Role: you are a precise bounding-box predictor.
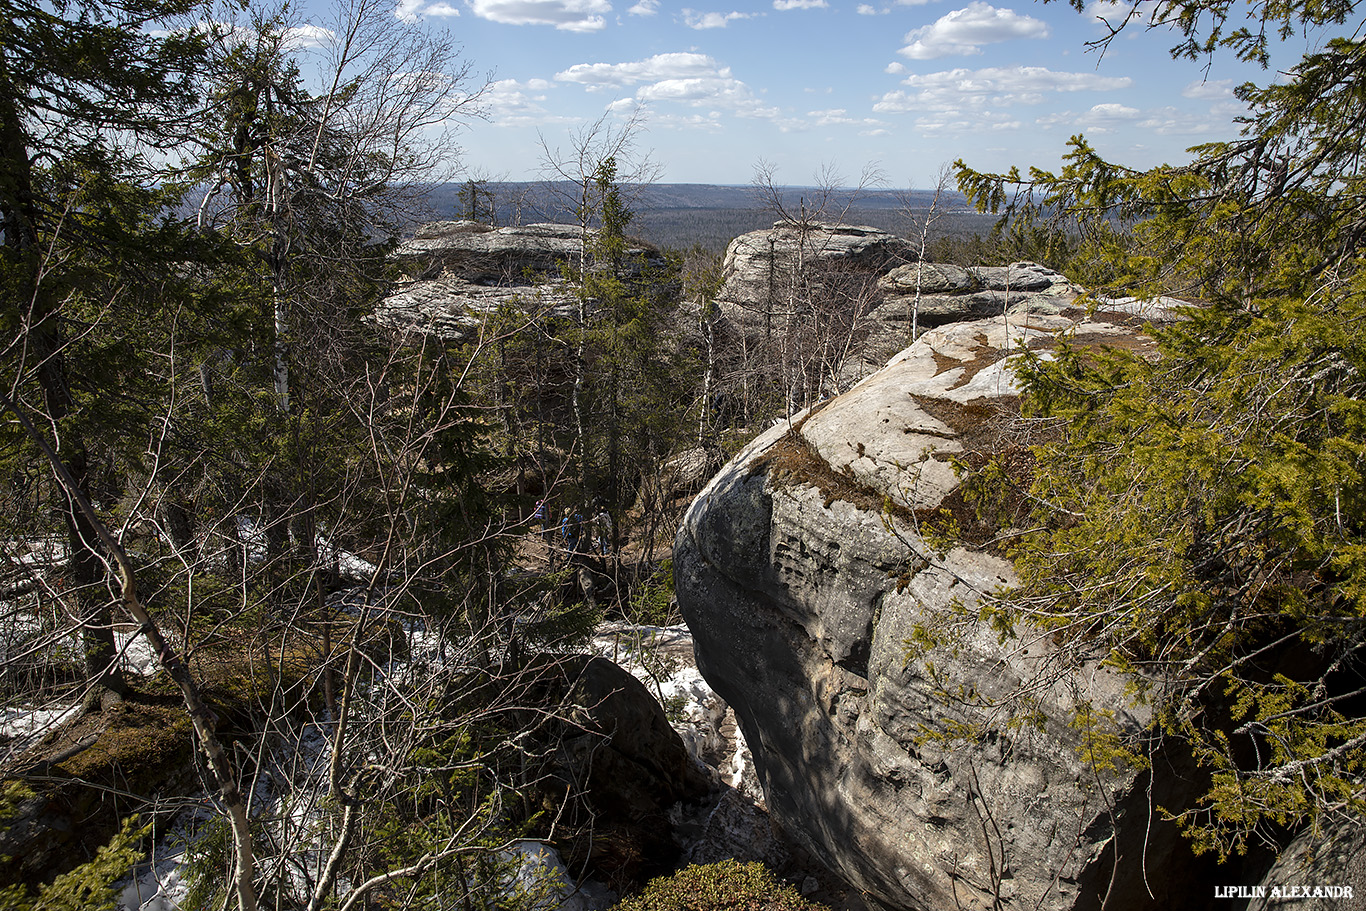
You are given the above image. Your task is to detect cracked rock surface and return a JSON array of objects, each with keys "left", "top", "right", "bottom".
[{"left": 673, "top": 311, "right": 1210, "bottom": 911}]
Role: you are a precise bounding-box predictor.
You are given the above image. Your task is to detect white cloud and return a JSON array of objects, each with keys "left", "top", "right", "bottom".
[
  {"left": 277, "top": 24, "right": 335, "bottom": 48},
  {"left": 468, "top": 0, "right": 611, "bottom": 31},
  {"left": 1034, "top": 110, "right": 1075, "bottom": 127},
  {"left": 1038, "top": 102, "right": 1215, "bottom": 135},
  {"left": 636, "top": 76, "right": 735, "bottom": 101},
  {"left": 640, "top": 110, "right": 726, "bottom": 131},
  {"left": 897, "top": 2, "right": 1048, "bottom": 59},
  {"left": 885, "top": 61, "right": 906, "bottom": 74},
  {"left": 559, "top": 50, "right": 886, "bottom": 131},
  {"left": 561, "top": 52, "right": 788, "bottom": 122},
  {"left": 912, "top": 113, "right": 975, "bottom": 133},
  {"left": 857, "top": 4, "right": 880, "bottom": 12},
  {"left": 774, "top": 0, "right": 829, "bottom": 9},
  {"left": 1079, "top": 102, "right": 1140, "bottom": 131},
  {"left": 628, "top": 0, "right": 660, "bottom": 13},
  {"left": 1137, "top": 105, "right": 1234, "bottom": 135},
  {"left": 874, "top": 65, "right": 1131, "bottom": 113},
  {"left": 682, "top": 8, "right": 756, "bottom": 27},
  {"left": 396, "top": 0, "right": 461, "bottom": 19},
  {"left": 908, "top": 108, "right": 1022, "bottom": 133},
  {"left": 484, "top": 78, "right": 575, "bottom": 126},
  {"left": 806, "top": 108, "right": 887, "bottom": 129},
  {"left": 1182, "top": 78, "right": 1234, "bottom": 100},
  {"left": 1084, "top": 0, "right": 1160, "bottom": 30},
  {"left": 1084, "top": 1, "right": 1125, "bottom": 17},
  {"left": 556, "top": 52, "right": 725, "bottom": 87},
  {"left": 1088, "top": 102, "right": 1139, "bottom": 117}
]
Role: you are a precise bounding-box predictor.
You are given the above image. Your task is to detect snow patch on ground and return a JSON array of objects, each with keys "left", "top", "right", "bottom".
[
  {"left": 504, "top": 840, "right": 618, "bottom": 911},
  {"left": 119, "top": 847, "right": 190, "bottom": 911},
  {"left": 592, "top": 623, "right": 758, "bottom": 801},
  {"left": 0, "top": 704, "right": 79, "bottom": 766},
  {"left": 107, "top": 619, "right": 759, "bottom": 910},
  {"left": 114, "top": 627, "right": 162, "bottom": 677}
]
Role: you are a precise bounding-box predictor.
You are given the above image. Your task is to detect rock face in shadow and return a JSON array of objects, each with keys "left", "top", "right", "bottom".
[
  {"left": 674, "top": 311, "right": 1214, "bottom": 911},
  {"left": 1247, "top": 817, "right": 1366, "bottom": 911},
  {"left": 524, "top": 653, "right": 712, "bottom": 889}
]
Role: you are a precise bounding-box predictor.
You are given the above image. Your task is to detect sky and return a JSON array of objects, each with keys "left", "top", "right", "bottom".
[{"left": 294, "top": 0, "right": 1323, "bottom": 187}]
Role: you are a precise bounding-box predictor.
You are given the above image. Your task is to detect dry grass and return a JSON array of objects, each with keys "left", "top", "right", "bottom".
[
  {"left": 750, "top": 430, "right": 897, "bottom": 518},
  {"left": 909, "top": 396, "right": 1049, "bottom": 550}
]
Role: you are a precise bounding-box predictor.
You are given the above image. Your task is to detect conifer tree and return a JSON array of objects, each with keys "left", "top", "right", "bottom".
[
  {"left": 0, "top": 0, "right": 206, "bottom": 708},
  {"left": 954, "top": 0, "right": 1366, "bottom": 853}
]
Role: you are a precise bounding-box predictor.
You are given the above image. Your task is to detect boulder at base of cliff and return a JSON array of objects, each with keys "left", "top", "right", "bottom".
[{"left": 519, "top": 653, "right": 712, "bottom": 890}]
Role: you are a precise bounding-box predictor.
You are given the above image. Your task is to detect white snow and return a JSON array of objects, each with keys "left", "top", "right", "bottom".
[
  {"left": 0, "top": 704, "right": 79, "bottom": 766},
  {"left": 119, "top": 849, "right": 189, "bottom": 911},
  {"left": 316, "top": 535, "right": 380, "bottom": 581},
  {"left": 107, "top": 620, "right": 751, "bottom": 910},
  {"left": 592, "top": 623, "right": 755, "bottom": 797},
  {"left": 503, "top": 839, "right": 618, "bottom": 911}
]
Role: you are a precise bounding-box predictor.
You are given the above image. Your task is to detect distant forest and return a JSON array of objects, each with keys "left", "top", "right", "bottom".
[{"left": 419, "top": 181, "right": 1002, "bottom": 253}]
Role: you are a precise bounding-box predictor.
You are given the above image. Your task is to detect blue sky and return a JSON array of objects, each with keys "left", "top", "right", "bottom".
[{"left": 300, "top": 0, "right": 1315, "bottom": 186}]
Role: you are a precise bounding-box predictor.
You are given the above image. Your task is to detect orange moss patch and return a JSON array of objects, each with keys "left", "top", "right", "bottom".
[
  {"left": 909, "top": 396, "right": 1052, "bottom": 551},
  {"left": 749, "top": 429, "right": 917, "bottom": 524}
]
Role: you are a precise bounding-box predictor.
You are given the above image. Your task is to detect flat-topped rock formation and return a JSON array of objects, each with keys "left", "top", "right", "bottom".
[
  {"left": 710, "top": 222, "right": 1085, "bottom": 386},
  {"left": 378, "top": 221, "right": 665, "bottom": 341}
]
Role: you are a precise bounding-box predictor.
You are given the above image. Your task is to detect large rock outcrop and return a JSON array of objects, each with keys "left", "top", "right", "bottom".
[
  {"left": 674, "top": 310, "right": 1235, "bottom": 910},
  {"left": 858, "top": 262, "right": 1082, "bottom": 370},
  {"left": 392, "top": 220, "right": 662, "bottom": 282},
  {"left": 714, "top": 222, "right": 914, "bottom": 325},
  {"left": 710, "top": 222, "right": 1084, "bottom": 386},
  {"left": 377, "top": 221, "right": 665, "bottom": 341}
]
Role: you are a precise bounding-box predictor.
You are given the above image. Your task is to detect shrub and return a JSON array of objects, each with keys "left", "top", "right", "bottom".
[{"left": 613, "top": 860, "right": 829, "bottom": 911}]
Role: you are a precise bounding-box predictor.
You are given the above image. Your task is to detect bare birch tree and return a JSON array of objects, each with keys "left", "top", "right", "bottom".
[{"left": 902, "top": 162, "right": 954, "bottom": 343}]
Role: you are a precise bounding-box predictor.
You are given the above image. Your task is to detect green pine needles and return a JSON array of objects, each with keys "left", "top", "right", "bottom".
[{"left": 951, "top": 0, "right": 1366, "bottom": 860}]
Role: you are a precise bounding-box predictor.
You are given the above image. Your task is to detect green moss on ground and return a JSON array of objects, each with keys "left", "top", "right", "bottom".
[{"left": 613, "top": 860, "right": 831, "bottom": 911}]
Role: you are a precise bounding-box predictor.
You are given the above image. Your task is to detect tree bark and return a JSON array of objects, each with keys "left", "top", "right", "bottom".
[{"left": 0, "top": 49, "right": 126, "bottom": 707}]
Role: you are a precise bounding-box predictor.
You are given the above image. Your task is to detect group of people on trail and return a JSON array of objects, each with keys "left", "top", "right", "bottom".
[{"left": 533, "top": 498, "right": 612, "bottom": 559}]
